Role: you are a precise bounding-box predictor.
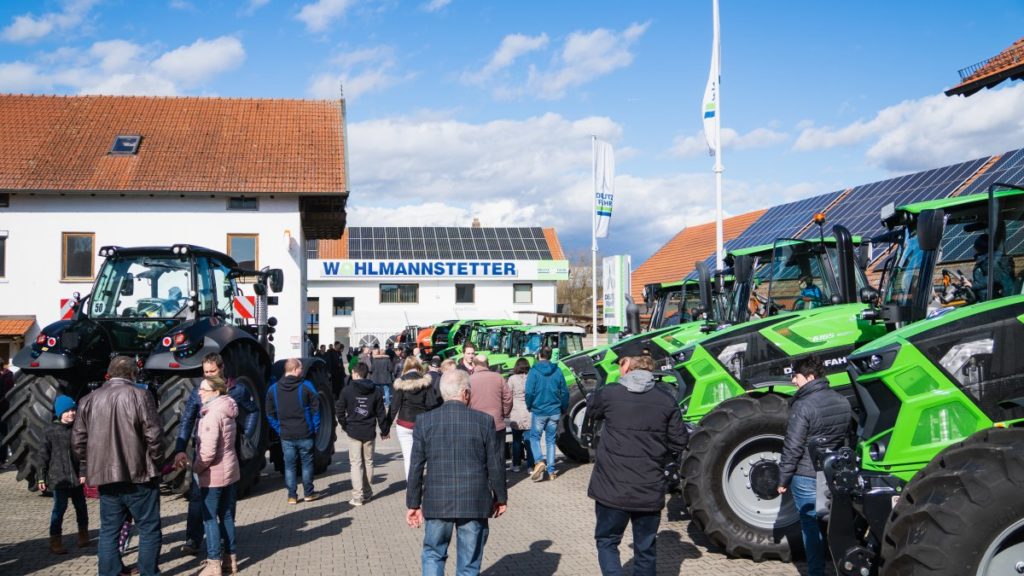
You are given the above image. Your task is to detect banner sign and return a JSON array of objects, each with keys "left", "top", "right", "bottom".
[
  {"left": 312, "top": 259, "right": 569, "bottom": 281},
  {"left": 602, "top": 255, "right": 631, "bottom": 328},
  {"left": 594, "top": 139, "right": 615, "bottom": 239}
]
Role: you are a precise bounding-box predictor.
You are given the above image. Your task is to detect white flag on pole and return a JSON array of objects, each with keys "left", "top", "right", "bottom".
[
  {"left": 594, "top": 139, "right": 615, "bottom": 239},
  {"left": 702, "top": 19, "right": 720, "bottom": 155}
]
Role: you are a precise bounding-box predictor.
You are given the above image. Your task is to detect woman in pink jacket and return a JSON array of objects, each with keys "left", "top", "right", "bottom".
[{"left": 193, "top": 376, "right": 240, "bottom": 576}]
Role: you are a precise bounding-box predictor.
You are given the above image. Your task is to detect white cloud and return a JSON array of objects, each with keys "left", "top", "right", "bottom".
[
  {"left": 671, "top": 127, "right": 789, "bottom": 158},
  {"left": 794, "top": 83, "right": 1024, "bottom": 172},
  {"left": 241, "top": 0, "right": 270, "bottom": 16},
  {"left": 297, "top": 0, "right": 356, "bottom": 33},
  {"left": 169, "top": 0, "right": 194, "bottom": 10},
  {"left": 528, "top": 21, "right": 650, "bottom": 100},
  {"left": 462, "top": 33, "right": 548, "bottom": 85},
  {"left": 308, "top": 45, "right": 411, "bottom": 101},
  {"left": 0, "top": 35, "right": 245, "bottom": 96},
  {"left": 152, "top": 37, "right": 246, "bottom": 87},
  {"left": 421, "top": 0, "right": 451, "bottom": 12},
  {"left": 1, "top": 0, "right": 99, "bottom": 43}
]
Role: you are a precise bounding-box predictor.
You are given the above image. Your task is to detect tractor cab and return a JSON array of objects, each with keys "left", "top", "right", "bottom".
[{"left": 644, "top": 280, "right": 703, "bottom": 331}]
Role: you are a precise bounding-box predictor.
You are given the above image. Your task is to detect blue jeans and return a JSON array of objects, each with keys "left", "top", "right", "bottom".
[
  {"left": 281, "top": 437, "right": 315, "bottom": 498},
  {"left": 791, "top": 474, "right": 825, "bottom": 576},
  {"left": 510, "top": 429, "right": 534, "bottom": 468},
  {"left": 594, "top": 502, "right": 660, "bottom": 576},
  {"left": 529, "top": 413, "right": 559, "bottom": 474},
  {"left": 50, "top": 485, "right": 88, "bottom": 536},
  {"left": 200, "top": 483, "right": 237, "bottom": 561},
  {"left": 377, "top": 384, "right": 392, "bottom": 406},
  {"left": 185, "top": 479, "right": 203, "bottom": 546},
  {"left": 422, "top": 518, "right": 489, "bottom": 576},
  {"left": 98, "top": 481, "right": 162, "bottom": 576}
]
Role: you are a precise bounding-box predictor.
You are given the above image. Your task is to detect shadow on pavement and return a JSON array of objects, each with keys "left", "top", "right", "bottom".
[
  {"left": 621, "top": 529, "right": 703, "bottom": 576},
  {"left": 482, "top": 540, "right": 560, "bottom": 576}
]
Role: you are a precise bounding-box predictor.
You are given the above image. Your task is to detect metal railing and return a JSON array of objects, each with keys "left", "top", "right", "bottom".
[{"left": 958, "top": 43, "right": 1024, "bottom": 82}]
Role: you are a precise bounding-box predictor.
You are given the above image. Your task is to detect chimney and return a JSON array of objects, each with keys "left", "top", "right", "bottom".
[{"left": 471, "top": 217, "right": 481, "bottom": 228}]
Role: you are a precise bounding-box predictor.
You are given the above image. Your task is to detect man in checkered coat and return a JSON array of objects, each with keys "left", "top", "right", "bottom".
[{"left": 405, "top": 369, "right": 508, "bottom": 575}]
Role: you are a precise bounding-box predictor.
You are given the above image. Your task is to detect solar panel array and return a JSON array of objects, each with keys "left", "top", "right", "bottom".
[
  {"left": 800, "top": 156, "right": 990, "bottom": 241},
  {"left": 941, "top": 198, "right": 1024, "bottom": 263},
  {"left": 346, "top": 227, "right": 554, "bottom": 260},
  {"left": 956, "top": 148, "right": 1024, "bottom": 197},
  {"left": 677, "top": 148, "right": 1024, "bottom": 279}
]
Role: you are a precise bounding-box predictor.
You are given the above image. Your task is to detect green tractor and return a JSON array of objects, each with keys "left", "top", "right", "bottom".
[
  {"left": 823, "top": 184, "right": 1024, "bottom": 576},
  {"left": 431, "top": 319, "right": 523, "bottom": 359},
  {"left": 1, "top": 244, "right": 336, "bottom": 497},
  {"left": 675, "top": 227, "right": 878, "bottom": 561}
]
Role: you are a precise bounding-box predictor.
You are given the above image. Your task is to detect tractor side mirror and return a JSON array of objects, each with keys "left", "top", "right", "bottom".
[
  {"left": 860, "top": 287, "right": 879, "bottom": 304},
  {"left": 268, "top": 269, "right": 284, "bottom": 293},
  {"left": 917, "top": 209, "right": 945, "bottom": 251},
  {"left": 120, "top": 274, "right": 134, "bottom": 296}
]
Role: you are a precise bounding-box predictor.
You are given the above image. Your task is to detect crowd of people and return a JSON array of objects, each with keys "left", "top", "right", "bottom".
[{"left": 30, "top": 342, "right": 845, "bottom": 576}]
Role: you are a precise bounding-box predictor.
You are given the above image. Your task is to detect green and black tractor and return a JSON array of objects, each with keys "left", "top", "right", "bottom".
[
  {"left": 431, "top": 318, "right": 523, "bottom": 360},
  {"left": 822, "top": 184, "right": 1024, "bottom": 576},
  {"left": 1, "top": 244, "right": 336, "bottom": 497},
  {"left": 675, "top": 227, "right": 877, "bottom": 561}
]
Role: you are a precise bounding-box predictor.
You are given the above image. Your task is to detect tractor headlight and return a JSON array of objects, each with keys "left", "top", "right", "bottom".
[
  {"left": 674, "top": 346, "right": 695, "bottom": 364},
  {"left": 850, "top": 344, "right": 900, "bottom": 375}
]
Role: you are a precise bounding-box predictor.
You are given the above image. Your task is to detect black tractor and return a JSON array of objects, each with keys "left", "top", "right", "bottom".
[{"left": 1, "top": 244, "right": 335, "bottom": 496}]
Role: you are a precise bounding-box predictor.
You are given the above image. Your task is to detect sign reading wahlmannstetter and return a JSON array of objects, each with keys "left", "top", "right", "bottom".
[{"left": 311, "top": 259, "right": 570, "bottom": 281}]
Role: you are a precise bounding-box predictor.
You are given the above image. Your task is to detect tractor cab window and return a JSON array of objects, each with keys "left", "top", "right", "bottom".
[
  {"left": 485, "top": 329, "right": 502, "bottom": 351},
  {"left": 522, "top": 333, "right": 544, "bottom": 355},
  {"left": 762, "top": 240, "right": 836, "bottom": 313},
  {"left": 936, "top": 194, "right": 1024, "bottom": 307},
  {"left": 93, "top": 256, "right": 192, "bottom": 319},
  {"left": 208, "top": 260, "right": 240, "bottom": 323},
  {"left": 560, "top": 332, "right": 584, "bottom": 355},
  {"left": 651, "top": 284, "right": 699, "bottom": 329}
]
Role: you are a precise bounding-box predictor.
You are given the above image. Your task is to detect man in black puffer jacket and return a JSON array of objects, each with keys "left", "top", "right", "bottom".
[
  {"left": 777, "top": 356, "right": 852, "bottom": 576},
  {"left": 587, "top": 355, "right": 689, "bottom": 576}
]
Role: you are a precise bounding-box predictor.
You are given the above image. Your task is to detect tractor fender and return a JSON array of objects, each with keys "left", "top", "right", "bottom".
[
  {"left": 145, "top": 320, "right": 271, "bottom": 373},
  {"left": 12, "top": 320, "right": 76, "bottom": 370}
]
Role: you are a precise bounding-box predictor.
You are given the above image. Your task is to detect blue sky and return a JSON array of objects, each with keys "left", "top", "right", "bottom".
[{"left": 2, "top": 1, "right": 1024, "bottom": 264}]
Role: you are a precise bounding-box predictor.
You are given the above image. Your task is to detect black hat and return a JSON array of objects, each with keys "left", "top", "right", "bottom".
[
  {"left": 430, "top": 355, "right": 442, "bottom": 367},
  {"left": 974, "top": 234, "right": 989, "bottom": 253}
]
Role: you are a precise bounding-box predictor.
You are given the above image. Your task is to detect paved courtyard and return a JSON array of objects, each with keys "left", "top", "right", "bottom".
[{"left": 0, "top": 435, "right": 823, "bottom": 575}]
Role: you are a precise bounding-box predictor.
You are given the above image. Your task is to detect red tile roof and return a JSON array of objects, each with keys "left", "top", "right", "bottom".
[
  {"left": 630, "top": 210, "right": 767, "bottom": 303},
  {"left": 0, "top": 316, "right": 36, "bottom": 337},
  {"left": 946, "top": 37, "right": 1024, "bottom": 96},
  {"left": 0, "top": 95, "right": 346, "bottom": 194},
  {"left": 543, "top": 228, "right": 566, "bottom": 260}
]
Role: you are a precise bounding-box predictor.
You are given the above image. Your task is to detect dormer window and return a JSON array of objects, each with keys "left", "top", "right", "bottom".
[{"left": 109, "top": 134, "right": 141, "bottom": 155}]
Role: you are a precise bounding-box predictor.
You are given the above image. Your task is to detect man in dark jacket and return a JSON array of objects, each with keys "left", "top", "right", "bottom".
[
  {"left": 776, "top": 356, "right": 852, "bottom": 576},
  {"left": 457, "top": 343, "right": 477, "bottom": 374},
  {"left": 72, "top": 356, "right": 163, "bottom": 576},
  {"left": 0, "top": 357, "right": 13, "bottom": 464},
  {"left": 336, "top": 362, "right": 389, "bottom": 505},
  {"left": 406, "top": 369, "right": 507, "bottom": 575},
  {"left": 587, "top": 355, "right": 689, "bottom": 576},
  {"left": 267, "top": 358, "right": 322, "bottom": 504},
  {"left": 525, "top": 347, "right": 569, "bottom": 481},
  {"left": 370, "top": 346, "right": 395, "bottom": 406}
]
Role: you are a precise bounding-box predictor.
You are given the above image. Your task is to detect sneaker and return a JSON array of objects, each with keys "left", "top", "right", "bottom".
[
  {"left": 510, "top": 465, "right": 520, "bottom": 472},
  {"left": 304, "top": 491, "right": 323, "bottom": 502},
  {"left": 549, "top": 470, "right": 559, "bottom": 480},
  {"left": 180, "top": 540, "right": 200, "bottom": 556},
  {"left": 530, "top": 462, "right": 546, "bottom": 482},
  {"left": 348, "top": 498, "right": 364, "bottom": 506},
  {"left": 287, "top": 497, "right": 298, "bottom": 505}
]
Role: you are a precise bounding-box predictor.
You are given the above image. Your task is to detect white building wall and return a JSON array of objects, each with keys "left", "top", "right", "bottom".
[
  {"left": 0, "top": 194, "right": 308, "bottom": 356},
  {"left": 308, "top": 279, "right": 557, "bottom": 347}
]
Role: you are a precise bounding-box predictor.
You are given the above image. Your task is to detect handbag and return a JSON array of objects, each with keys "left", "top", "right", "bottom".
[{"left": 237, "top": 434, "right": 257, "bottom": 461}]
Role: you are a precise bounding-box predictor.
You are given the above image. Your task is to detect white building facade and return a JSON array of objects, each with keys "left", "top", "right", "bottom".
[
  {"left": 307, "top": 226, "right": 569, "bottom": 348},
  {"left": 0, "top": 95, "right": 348, "bottom": 361}
]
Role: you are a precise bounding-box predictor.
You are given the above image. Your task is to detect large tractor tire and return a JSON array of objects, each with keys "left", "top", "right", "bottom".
[
  {"left": 156, "top": 374, "right": 197, "bottom": 495},
  {"left": 681, "top": 394, "right": 802, "bottom": 562},
  {"left": 307, "top": 362, "right": 337, "bottom": 474},
  {"left": 556, "top": 387, "right": 591, "bottom": 463},
  {"left": 879, "top": 427, "right": 1024, "bottom": 576},
  {"left": 1, "top": 373, "right": 62, "bottom": 486},
  {"left": 221, "top": 346, "right": 270, "bottom": 496}
]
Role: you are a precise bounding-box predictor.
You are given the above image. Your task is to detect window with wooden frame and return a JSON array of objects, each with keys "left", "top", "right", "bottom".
[
  {"left": 513, "top": 283, "right": 533, "bottom": 304},
  {"left": 62, "top": 232, "right": 94, "bottom": 281},
  {"left": 227, "top": 234, "right": 258, "bottom": 271},
  {"left": 380, "top": 284, "right": 418, "bottom": 304}
]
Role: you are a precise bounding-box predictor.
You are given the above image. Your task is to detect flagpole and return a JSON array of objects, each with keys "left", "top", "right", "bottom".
[
  {"left": 712, "top": 0, "right": 724, "bottom": 272},
  {"left": 591, "top": 135, "right": 599, "bottom": 348}
]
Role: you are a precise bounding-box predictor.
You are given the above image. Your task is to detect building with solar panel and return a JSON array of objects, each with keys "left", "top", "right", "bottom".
[
  {"left": 635, "top": 146, "right": 1024, "bottom": 291},
  {"left": 305, "top": 221, "right": 569, "bottom": 348}
]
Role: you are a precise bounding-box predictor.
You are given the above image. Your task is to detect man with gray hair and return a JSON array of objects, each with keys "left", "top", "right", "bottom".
[{"left": 406, "top": 369, "right": 507, "bottom": 575}]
